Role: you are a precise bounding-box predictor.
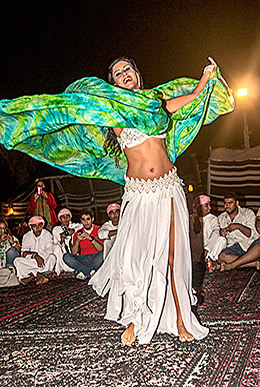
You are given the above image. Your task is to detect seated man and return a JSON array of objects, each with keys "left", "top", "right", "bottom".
[
  {"left": 14, "top": 216, "right": 56, "bottom": 285},
  {"left": 220, "top": 206, "right": 260, "bottom": 271},
  {"left": 63, "top": 208, "right": 103, "bottom": 280},
  {"left": 217, "top": 192, "right": 260, "bottom": 270},
  {"left": 98, "top": 203, "right": 121, "bottom": 260},
  {"left": 0, "top": 219, "right": 21, "bottom": 268},
  {"left": 256, "top": 208, "right": 260, "bottom": 234},
  {"left": 52, "top": 208, "right": 81, "bottom": 275},
  {"left": 193, "top": 195, "right": 226, "bottom": 271}
]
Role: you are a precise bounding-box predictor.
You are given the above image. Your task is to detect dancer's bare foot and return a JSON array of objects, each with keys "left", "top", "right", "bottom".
[
  {"left": 178, "top": 324, "right": 194, "bottom": 342},
  {"left": 121, "top": 323, "right": 136, "bottom": 346},
  {"left": 36, "top": 273, "right": 49, "bottom": 286},
  {"left": 20, "top": 273, "right": 35, "bottom": 286}
]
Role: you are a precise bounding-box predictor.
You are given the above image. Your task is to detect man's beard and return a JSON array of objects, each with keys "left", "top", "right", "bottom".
[{"left": 226, "top": 206, "right": 238, "bottom": 215}]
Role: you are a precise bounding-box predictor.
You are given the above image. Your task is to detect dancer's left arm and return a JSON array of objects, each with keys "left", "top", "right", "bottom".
[{"left": 165, "top": 57, "right": 217, "bottom": 113}]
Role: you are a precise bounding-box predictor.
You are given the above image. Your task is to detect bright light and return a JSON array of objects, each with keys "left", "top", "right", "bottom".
[
  {"left": 237, "top": 88, "right": 248, "bottom": 97},
  {"left": 188, "top": 184, "right": 194, "bottom": 193},
  {"left": 8, "top": 205, "right": 14, "bottom": 216}
]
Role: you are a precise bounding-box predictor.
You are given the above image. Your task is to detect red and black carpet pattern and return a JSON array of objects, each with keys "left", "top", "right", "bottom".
[{"left": 0, "top": 269, "right": 259, "bottom": 386}]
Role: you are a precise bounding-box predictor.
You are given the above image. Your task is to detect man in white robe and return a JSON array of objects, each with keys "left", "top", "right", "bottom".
[
  {"left": 14, "top": 216, "right": 56, "bottom": 285},
  {"left": 216, "top": 192, "right": 260, "bottom": 270},
  {"left": 98, "top": 203, "right": 121, "bottom": 260},
  {"left": 199, "top": 195, "right": 227, "bottom": 262},
  {"left": 192, "top": 195, "right": 226, "bottom": 271},
  {"left": 52, "top": 208, "right": 81, "bottom": 275},
  {"left": 256, "top": 208, "right": 260, "bottom": 235}
]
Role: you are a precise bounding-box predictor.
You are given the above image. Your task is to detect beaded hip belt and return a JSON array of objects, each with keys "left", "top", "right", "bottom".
[{"left": 124, "top": 168, "right": 183, "bottom": 193}]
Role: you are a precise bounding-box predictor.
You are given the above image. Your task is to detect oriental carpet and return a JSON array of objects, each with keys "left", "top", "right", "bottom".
[{"left": 0, "top": 269, "right": 259, "bottom": 386}]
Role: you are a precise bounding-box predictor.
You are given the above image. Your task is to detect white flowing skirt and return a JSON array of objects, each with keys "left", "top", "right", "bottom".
[{"left": 89, "top": 168, "right": 209, "bottom": 344}]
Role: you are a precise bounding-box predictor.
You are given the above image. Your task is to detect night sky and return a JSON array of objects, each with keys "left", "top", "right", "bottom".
[{"left": 1, "top": 0, "right": 259, "bottom": 198}]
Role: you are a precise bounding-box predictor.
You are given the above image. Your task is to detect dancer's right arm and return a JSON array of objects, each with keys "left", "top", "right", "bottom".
[{"left": 165, "top": 57, "right": 217, "bottom": 113}]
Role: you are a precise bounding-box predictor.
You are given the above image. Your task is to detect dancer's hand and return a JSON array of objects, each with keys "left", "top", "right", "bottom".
[
  {"left": 203, "top": 57, "right": 217, "bottom": 75},
  {"left": 165, "top": 56, "right": 217, "bottom": 113}
]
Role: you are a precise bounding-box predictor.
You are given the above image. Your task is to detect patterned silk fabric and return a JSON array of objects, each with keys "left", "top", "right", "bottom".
[{"left": 0, "top": 68, "right": 234, "bottom": 185}]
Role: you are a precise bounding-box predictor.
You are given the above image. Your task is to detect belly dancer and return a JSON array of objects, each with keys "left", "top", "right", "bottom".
[
  {"left": 0, "top": 56, "right": 234, "bottom": 345},
  {"left": 90, "top": 57, "right": 217, "bottom": 345}
]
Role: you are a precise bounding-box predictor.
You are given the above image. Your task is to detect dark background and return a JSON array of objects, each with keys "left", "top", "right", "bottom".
[{"left": 0, "top": 0, "right": 259, "bottom": 200}]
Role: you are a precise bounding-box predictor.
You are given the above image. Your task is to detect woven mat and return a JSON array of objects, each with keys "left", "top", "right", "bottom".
[{"left": 0, "top": 269, "right": 259, "bottom": 386}]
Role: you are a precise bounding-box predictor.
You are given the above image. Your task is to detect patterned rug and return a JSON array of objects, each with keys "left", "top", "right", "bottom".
[
  {"left": 0, "top": 269, "right": 259, "bottom": 386},
  {"left": 197, "top": 269, "right": 260, "bottom": 322}
]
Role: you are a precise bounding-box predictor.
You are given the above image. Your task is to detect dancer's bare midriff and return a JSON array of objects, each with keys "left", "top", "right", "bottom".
[
  {"left": 113, "top": 127, "right": 173, "bottom": 181},
  {"left": 114, "top": 128, "right": 194, "bottom": 346}
]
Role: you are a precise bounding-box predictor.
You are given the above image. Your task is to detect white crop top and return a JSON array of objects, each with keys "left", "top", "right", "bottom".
[{"left": 117, "top": 128, "right": 166, "bottom": 151}]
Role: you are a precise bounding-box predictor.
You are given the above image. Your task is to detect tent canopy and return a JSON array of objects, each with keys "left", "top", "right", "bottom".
[
  {"left": 208, "top": 145, "right": 260, "bottom": 213},
  {"left": 2, "top": 175, "right": 123, "bottom": 227}
]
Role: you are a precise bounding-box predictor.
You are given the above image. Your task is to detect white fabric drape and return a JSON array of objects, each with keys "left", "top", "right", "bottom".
[{"left": 90, "top": 168, "right": 209, "bottom": 344}]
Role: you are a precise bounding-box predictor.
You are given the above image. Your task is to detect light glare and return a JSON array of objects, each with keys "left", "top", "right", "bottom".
[
  {"left": 237, "top": 88, "right": 248, "bottom": 97},
  {"left": 188, "top": 184, "right": 194, "bottom": 192}
]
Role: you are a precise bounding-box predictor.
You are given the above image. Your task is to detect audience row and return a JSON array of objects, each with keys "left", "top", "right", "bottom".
[
  {"left": 0, "top": 203, "right": 121, "bottom": 286},
  {"left": 191, "top": 191, "right": 260, "bottom": 272},
  {"left": 1, "top": 190, "right": 259, "bottom": 287}
]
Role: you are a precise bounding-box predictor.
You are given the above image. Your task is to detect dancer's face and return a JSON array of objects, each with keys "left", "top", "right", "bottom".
[
  {"left": 224, "top": 198, "right": 238, "bottom": 215},
  {"left": 112, "top": 61, "right": 140, "bottom": 90},
  {"left": 201, "top": 203, "right": 211, "bottom": 217}
]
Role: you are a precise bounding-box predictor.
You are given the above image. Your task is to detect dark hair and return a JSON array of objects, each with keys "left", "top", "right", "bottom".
[
  {"left": 224, "top": 192, "right": 239, "bottom": 201},
  {"left": 80, "top": 208, "right": 94, "bottom": 219},
  {"left": 104, "top": 57, "right": 143, "bottom": 167},
  {"left": 108, "top": 57, "right": 143, "bottom": 88},
  {"left": 103, "top": 127, "right": 122, "bottom": 167},
  {"left": 193, "top": 196, "right": 204, "bottom": 217},
  {"left": 0, "top": 219, "right": 9, "bottom": 230},
  {"left": 35, "top": 179, "right": 46, "bottom": 187},
  {"left": 34, "top": 179, "right": 49, "bottom": 194}
]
